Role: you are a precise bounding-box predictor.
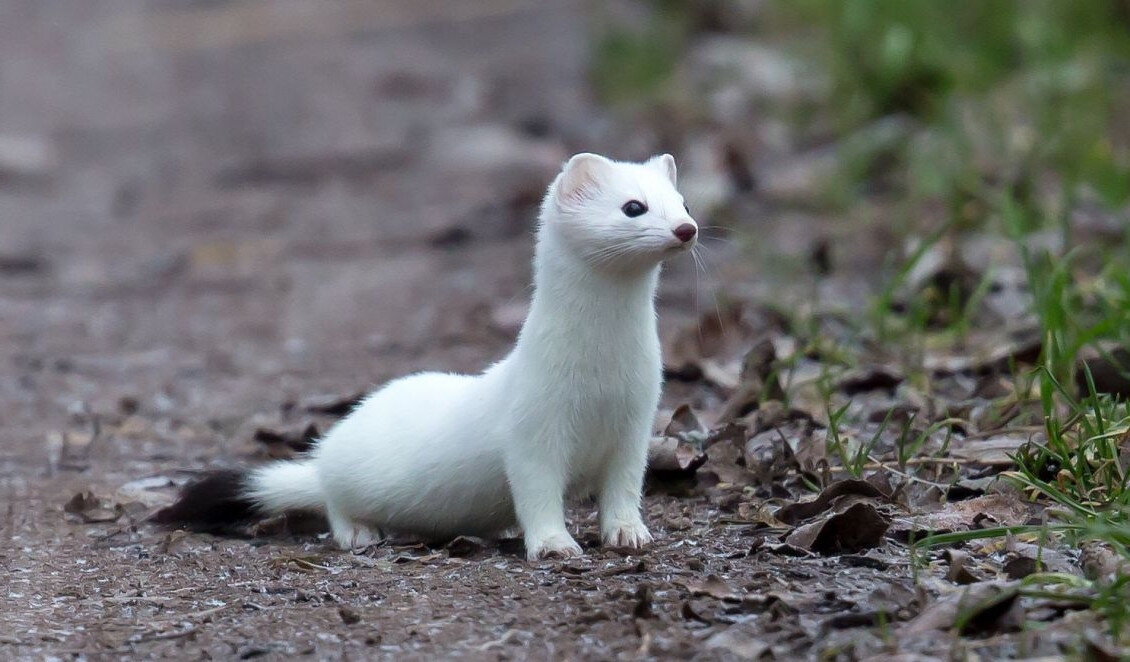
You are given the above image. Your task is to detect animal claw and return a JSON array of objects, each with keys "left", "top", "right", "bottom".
[{"left": 602, "top": 520, "right": 653, "bottom": 550}]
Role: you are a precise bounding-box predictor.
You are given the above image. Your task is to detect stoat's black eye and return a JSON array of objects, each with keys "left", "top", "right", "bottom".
[{"left": 621, "top": 200, "right": 647, "bottom": 217}]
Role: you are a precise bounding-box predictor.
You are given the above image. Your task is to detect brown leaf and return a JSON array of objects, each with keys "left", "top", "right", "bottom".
[
  {"left": 444, "top": 536, "right": 486, "bottom": 558},
  {"left": 646, "top": 437, "right": 708, "bottom": 477},
  {"left": 680, "top": 600, "right": 711, "bottom": 624},
  {"left": 903, "top": 581, "right": 1021, "bottom": 636},
  {"left": 683, "top": 574, "right": 741, "bottom": 602},
  {"left": 892, "top": 494, "right": 1033, "bottom": 539},
  {"left": 924, "top": 330, "right": 1041, "bottom": 375},
  {"left": 158, "top": 530, "right": 190, "bottom": 555},
  {"left": 647, "top": 405, "right": 712, "bottom": 482},
  {"left": 743, "top": 418, "right": 819, "bottom": 484},
  {"left": 661, "top": 404, "right": 707, "bottom": 439},
  {"left": 837, "top": 365, "right": 904, "bottom": 395},
  {"left": 947, "top": 435, "right": 1030, "bottom": 465},
  {"left": 943, "top": 549, "right": 982, "bottom": 585},
  {"left": 736, "top": 500, "right": 786, "bottom": 528},
  {"left": 785, "top": 501, "right": 890, "bottom": 555},
  {"left": 1081, "top": 541, "right": 1130, "bottom": 581},
  {"left": 1003, "top": 542, "right": 1079, "bottom": 578},
  {"left": 1001, "top": 555, "right": 1037, "bottom": 580},
  {"left": 755, "top": 542, "right": 814, "bottom": 557},
  {"left": 705, "top": 627, "right": 769, "bottom": 658},
  {"left": 774, "top": 479, "right": 890, "bottom": 525},
  {"left": 64, "top": 491, "right": 124, "bottom": 524}
]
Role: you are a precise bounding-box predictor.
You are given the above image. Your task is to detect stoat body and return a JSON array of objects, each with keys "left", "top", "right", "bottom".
[{"left": 157, "top": 153, "right": 698, "bottom": 560}]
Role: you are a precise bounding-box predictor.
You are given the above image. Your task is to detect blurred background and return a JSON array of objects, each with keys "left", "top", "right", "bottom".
[
  {"left": 4, "top": 2, "right": 1130, "bottom": 656},
  {"left": 2, "top": 0, "right": 1129, "bottom": 455}
]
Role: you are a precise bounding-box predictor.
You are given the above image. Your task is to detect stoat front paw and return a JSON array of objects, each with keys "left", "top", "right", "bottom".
[
  {"left": 526, "top": 532, "right": 583, "bottom": 561},
  {"left": 602, "top": 519, "right": 653, "bottom": 550},
  {"left": 333, "top": 524, "right": 381, "bottom": 551}
]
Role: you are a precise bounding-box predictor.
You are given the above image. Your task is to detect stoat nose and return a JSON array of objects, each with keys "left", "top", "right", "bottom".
[{"left": 673, "top": 223, "right": 697, "bottom": 243}]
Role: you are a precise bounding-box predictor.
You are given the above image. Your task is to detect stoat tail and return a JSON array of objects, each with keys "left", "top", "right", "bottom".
[{"left": 153, "top": 461, "right": 323, "bottom": 531}]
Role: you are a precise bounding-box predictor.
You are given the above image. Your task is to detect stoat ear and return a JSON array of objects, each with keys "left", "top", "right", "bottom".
[
  {"left": 647, "top": 153, "right": 677, "bottom": 186},
  {"left": 556, "top": 153, "right": 613, "bottom": 205}
]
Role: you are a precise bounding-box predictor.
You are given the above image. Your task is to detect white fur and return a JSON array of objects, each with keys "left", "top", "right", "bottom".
[{"left": 247, "top": 153, "right": 697, "bottom": 560}]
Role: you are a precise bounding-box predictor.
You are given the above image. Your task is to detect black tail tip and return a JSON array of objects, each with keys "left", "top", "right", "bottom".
[{"left": 152, "top": 469, "right": 258, "bottom": 531}]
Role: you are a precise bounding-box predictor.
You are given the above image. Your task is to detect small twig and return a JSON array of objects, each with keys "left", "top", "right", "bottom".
[
  {"left": 99, "top": 595, "right": 177, "bottom": 604},
  {"left": 175, "top": 604, "right": 231, "bottom": 621},
  {"left": 960, "top": 426, "right": 1043, "bottom": 441},
  {"left": 865, "top": 456, "right": 1017, "bottom": 467},
  {"left": 139, "top": 602, "right": 231, "bottom": 625},
  {"left": 131, "top": 625, "right": 200, "bottom": 644},
  {"left": 821, "top": 460, "right": 952, "bottom": 490},
  {"left": 593, "top": 560, "right": 647, "bottom": 578},
  {"left": 477, "top": 630, "right": 518, "bottom": 651}
]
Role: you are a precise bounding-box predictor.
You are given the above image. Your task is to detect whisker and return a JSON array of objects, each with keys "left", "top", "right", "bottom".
[
  {"left": 696, "top": 235, "right": 734, "bottom": 246},
  {"left": 689, "top": 243, "right": 725, "bottom": 340},
  {"left": 690, "top": 244, "right": 706, "bottom": 276},
  {"left": 585, "top": 238, "right": 644, "bottom": 268}
]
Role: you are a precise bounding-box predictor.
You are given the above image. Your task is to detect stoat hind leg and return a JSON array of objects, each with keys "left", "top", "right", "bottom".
[{"left": 327, "top": 504, "right": 382, "bottom": 550}]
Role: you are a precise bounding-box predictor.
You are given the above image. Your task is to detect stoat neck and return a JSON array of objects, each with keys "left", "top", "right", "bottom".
[{"left": 513, "top": 231, "right": 660, "bottom": 361}]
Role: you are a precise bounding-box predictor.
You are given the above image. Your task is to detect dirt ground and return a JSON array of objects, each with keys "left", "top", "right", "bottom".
[{"left": 2, "top": 2, "right": 1124, "bottom": 660}]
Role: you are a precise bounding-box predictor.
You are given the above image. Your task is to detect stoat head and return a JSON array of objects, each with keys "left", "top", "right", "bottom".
[{"left": 544, "top": 153, "right": 697, "bottom": 273}]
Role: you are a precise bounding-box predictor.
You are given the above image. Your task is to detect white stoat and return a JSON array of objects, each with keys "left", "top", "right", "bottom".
[{"left": 155, "top": 153, "right": 698, "bottom": 560}]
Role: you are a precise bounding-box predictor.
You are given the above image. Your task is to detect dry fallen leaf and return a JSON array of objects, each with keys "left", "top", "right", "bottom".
[
  {"left": 775, "top": 479, "right": 890, "bottom": 525},
  {"left": 924, "top": 330, "right": 1041, "bottom": 375},
  {"left": 947, "top": 434, "right": 1033, "bottom": 465},
  {"left": 444, "top": 536, "right": 486, "bottom": 558},
  {"left": 837, "top": 365, "right": 904, "bottom": 395},
  {"left": 1081, "top": 541, "right": 1130, "bottom": 581},
  {"left": 64, "top": 491, "right": 124, "bottom": 524},
  {"left": 891, "top": 493, "right": 1034, "bottom": 539},
  {"left": 683, "top": 574, "right": 741, "bottom": 602},
  {"left": 943, "top": 549, "right": 983, "bottom": 585},
  {"left": 785, "top": 501, "right": 890, "bottom": 555},
  {"left": 705, "top": 626, "right": 769, "bottom": 658},
  {"left": 903, "top": 581, "right": 1022, "bottom": 636},
  {"left": 646, "top": 437, "right": 708, "bottom": 477}
]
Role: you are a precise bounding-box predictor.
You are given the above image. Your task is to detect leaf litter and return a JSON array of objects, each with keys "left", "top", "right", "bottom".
[{"left": 37, "top": 267, "right": 1126, "bottom": 658}]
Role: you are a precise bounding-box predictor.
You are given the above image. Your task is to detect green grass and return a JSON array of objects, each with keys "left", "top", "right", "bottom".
[
  {"left": 1011, "top": 367, "right": 1130, "bottom": 513},
  {"left": 777, "top": 1, "right": 1130, "bottom": 645},
  {"left": 906, "top": 370, "right": 1130, "bottom": 643},
  {"left": 782, "top": 0, "right": 1130, "bottom": 205},
  {"left": 590, "top": 1, "right": 696, "bottom": 107}
]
